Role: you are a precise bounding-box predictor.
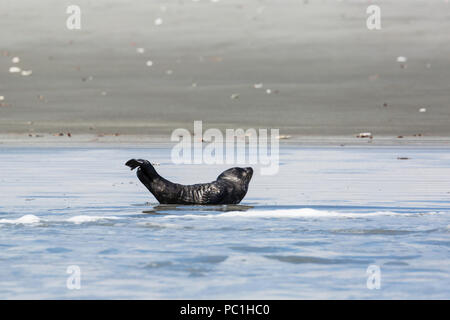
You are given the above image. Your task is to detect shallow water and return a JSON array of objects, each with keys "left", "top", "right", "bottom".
[{"left": 0, "top": 146, "right": 449, "bottom": 299}]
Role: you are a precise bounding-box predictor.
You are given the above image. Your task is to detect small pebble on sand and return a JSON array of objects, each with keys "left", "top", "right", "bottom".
[
  {"left": 419, "top": 108, "right": 427, "bottom": 113},
  {"left": 230, "top": 93, "right": 240, "bottom": 100},
  {"left": 21, "top": 70, "right": 32, "bottom": 76},
  {"left": 356, "top": 132, "right": 372, "bottom": 138},
  {"left": 266, "top": 89, "right": 272, "bottom": 94},
  {"left": 0, "top": 96, "right": 4, "bottom": 101},
  {"left": 12, "top": 57, "right": 20, "bottom": 63},
  {"left": 136, "top": 48, "right": 145, "bottom": 54},
  {"left": 154, "top": 18, "right": 163, "bottom": 26},
  {"left": 254, "top": 83, "right": 263, "bottom": 89},
  {"left": 9, "top": 66, "right": 21, "bottom": 73},
  {"left": 146, "top": 60, "right": 153, "bottom": 67},
  {"left": 396, "top": 56, "right": 407, "bottom": 63}
]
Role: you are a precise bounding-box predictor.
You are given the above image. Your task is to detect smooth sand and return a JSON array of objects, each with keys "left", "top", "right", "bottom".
[{"left": 0, "top": 0, "right": 449, "bottom": 143}]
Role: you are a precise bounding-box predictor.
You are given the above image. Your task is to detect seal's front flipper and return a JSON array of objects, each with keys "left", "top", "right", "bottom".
[{"left": 125, "top": 159, "right": 143, "bottom": 170}]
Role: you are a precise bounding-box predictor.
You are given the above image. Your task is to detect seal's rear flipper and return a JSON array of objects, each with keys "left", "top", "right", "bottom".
[{"left": 125, "top": 159, "right": 143, "bottom": 170}]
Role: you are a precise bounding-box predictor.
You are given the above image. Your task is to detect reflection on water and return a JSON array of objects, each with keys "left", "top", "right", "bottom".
[
  {"left": 142, "top": 204, "right": 254, "bottom": 215},
  {"left": 0, "top": 146, "right": 449, "bottom": 299}
]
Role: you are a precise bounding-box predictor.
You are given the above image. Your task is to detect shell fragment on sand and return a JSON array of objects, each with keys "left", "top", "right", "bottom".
[
  {"left": 154, "top": 18, "right": 163, "bottom": 26},
  {"left": 9, "top": 66, "right": 21, "bottom": 73},
  {"left": 419, "top": 108, "right": 427, "bottom": 113},
  {"left": 146, "top": 60, "right": 153, "bottom": 67},
  {"left": 356, "top": 132, "right": 372, "bottom": 138},
  {"left": 396, "top": 56, "right": 407, "bottom": 63},
  {"left": 21, "top": 70, "right": 32, "bottom": 76},
  {"left": 12, "top": 56, "right": 20, "bottom": 63}
]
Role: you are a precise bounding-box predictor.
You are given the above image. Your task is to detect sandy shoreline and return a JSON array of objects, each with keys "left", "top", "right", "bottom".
[
  {"left": 1, "top": 133, "right": 448, "bottom": 147},
  {"left": 1, "top": 0, "right": 450, "bottom": 142}
]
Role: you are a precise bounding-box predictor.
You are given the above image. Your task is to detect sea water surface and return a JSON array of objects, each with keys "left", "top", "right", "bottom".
[{"left": 0, "top": 146, "right": 449, "bottom": 299}]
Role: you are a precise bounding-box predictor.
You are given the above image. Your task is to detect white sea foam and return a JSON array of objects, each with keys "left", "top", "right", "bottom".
[
  {"left": 0, "top": 215, "right": 121, "bottom": 225},
  {"left": 137, "top": 221, "right": 185, "bottom": 229},
  {"left": 66, "top": 215, "right": 120, "bottom": 224},
  {"left": 0, "top": 214, "right": 40, "bottom": 224},
  {"left": 164, "top": 208, "right": 440, "bottom": 219}
]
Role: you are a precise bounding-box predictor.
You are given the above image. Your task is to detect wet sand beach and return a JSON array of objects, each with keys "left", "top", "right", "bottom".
[{"left": 0, "top": 0, "right": 450, "bottom": 141}]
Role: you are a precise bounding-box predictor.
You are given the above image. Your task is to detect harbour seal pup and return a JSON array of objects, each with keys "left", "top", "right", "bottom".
[{"left": 126, "top": 159, "right": 253, "bottom": 205}]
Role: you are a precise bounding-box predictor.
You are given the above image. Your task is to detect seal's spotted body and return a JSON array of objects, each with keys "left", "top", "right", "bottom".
[{"left": 126, "top": 159, "right": 253, "bottom": 205}]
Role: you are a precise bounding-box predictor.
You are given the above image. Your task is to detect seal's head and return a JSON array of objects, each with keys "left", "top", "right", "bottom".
[{"left": 217, "top": 167, "right": 253, "bottom": 191}]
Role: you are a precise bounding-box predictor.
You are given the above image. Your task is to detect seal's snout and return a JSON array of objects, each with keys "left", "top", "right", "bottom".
[{"left": 245, "top": 167, "right": 253, "bottom": 177}]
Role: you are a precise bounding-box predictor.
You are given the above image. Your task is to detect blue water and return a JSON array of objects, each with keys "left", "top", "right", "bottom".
[{"left": 0, "top": 146, "right": 449, "bottom": 299}]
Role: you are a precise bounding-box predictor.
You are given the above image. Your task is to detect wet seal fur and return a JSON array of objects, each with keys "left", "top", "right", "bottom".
[{"left": 126, "top": 159, "right": 253, "bottom": 205}]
